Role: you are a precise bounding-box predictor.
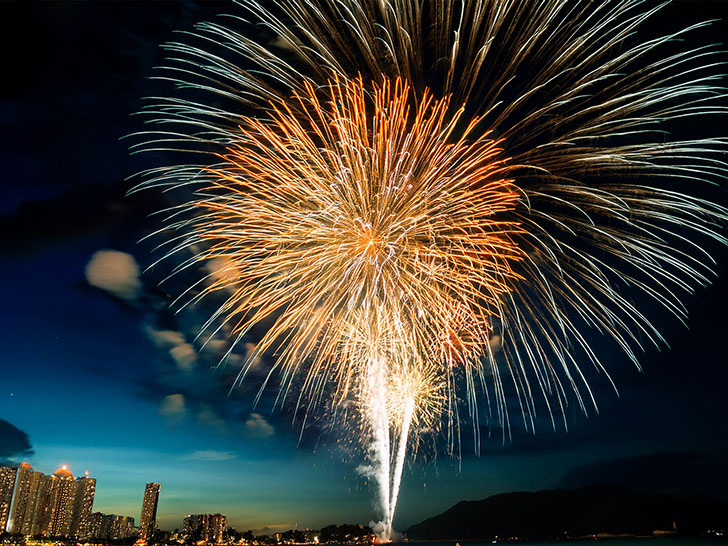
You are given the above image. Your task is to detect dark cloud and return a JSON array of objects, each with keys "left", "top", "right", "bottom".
[
  {"left": 1, "top": 183, "right": 138, "bottom": 254},
  {"left": 558, "top": 452, "right": 728, "bottom": 501},
  {"left": 0, "top": 1, "right": 224, "bottom": 215},
  {"left": 0, "top": 419, "right": 34, "bottom": 463}
]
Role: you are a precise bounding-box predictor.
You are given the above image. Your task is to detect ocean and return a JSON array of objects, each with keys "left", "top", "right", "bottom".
[
  {"left": 393, "top": 539, "right": 727, "bottom": 546},
  {"left": 400, "top": 535, "right": 728, "bottom": 546}
]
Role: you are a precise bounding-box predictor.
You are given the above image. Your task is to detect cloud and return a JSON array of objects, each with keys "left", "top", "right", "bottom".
[
  {"left": 245, "top": 413, "right": 275, "bottom": 438},
  {"left": 206, "top": 257, "right": 238, "bottom": 293},
  {"left": 202, "top": 338, "right": 228, "bottom": 354},
  {"left": 270, "top": 32, "right": 297, "bottom": 52},
  {"left": 169, "top": 343, "right": 198, "bottom": 371},
  {"left": 488, "top": 334, "right": 503, "bottom": 352},
  {"left": 0, "top": 419, "right": 34, "bottom": 463},
  {"left": 196, "top": 405, "right": 227, "bottom": 435},
  {"left": 158, "top": 394, "right": 187, "bottom": 425},
  {"left": 179, "top": 449, "right": 238, "bottom": 462},
  {"left": 244, "top": 342, "right": 262, "bottom": 369},
  {"left": 145, "top": 327, "right": 199, "bottom": 371},
  {"left": 226, "top": 353, "right": 243, "bottom": 368},
  {"left": 146, "top": 328, "right": 186, "bottom": 349},
  {"left": 257, "top": 523, "right": 297, "bottom": 534},
  {"left": 558, "top": 451, "right": 728, "bottom": 500},
  {"left": 85, "top": 249, "right": 142, "bottom": 301}
]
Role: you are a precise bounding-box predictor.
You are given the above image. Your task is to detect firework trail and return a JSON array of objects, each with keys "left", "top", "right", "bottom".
[{"left": 132, "top": 0, "right": 727, "bottom": 537}]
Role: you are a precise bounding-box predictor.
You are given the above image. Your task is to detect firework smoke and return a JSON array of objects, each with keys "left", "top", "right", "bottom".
[{"left": 133, "top": 0, "right": 727, "bottom": 537}]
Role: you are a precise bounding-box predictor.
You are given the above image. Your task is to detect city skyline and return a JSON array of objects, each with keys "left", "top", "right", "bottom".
[
  {"left": 1, "top": 0, "right": 727, "bottom": 536},
  {"left": 0, "top": 462, "right": 142, "bottom": 533},
  {"left": 0, "top": 463, "right": 96, "bottom": 538},
  {"left": 0, "top": 462, "right": 154, "bottom": 541}
]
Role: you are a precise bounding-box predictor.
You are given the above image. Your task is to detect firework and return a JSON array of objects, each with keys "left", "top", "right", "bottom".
[{"left": 132, "top": 0, "right": 727, "bottom": 537}]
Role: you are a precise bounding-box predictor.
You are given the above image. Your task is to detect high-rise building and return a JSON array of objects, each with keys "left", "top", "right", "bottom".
[
  {"left": 88, "top": 511, "right": 104, "bottom": 539},
  {"left": 69, "top": 474, "right": 96, "bottom": 537},
  {"left": 208, "top": 514, "right": 226, "bottom": 544},
  {"left": 183, "top": 513, "right": 227, "bottom": 544},
  {"left": 31, "top": 472, "right": 60, "bottom": 536},
  {"left": 0, "top": 464, "right": 98, "bottom": 538},
  {"left": 0, "top": 466, "right": 17, "bottom": 532},
  {"left": 7, "top": 463, "right": 43, "bottom": 535},
  {"left": 47, "top": 466, "right": 76, "bottom": 537},
  {"left": 139, "top": 482, "right": 161, "bottom": 543},
  {"left": 183, "top": 514, "right": 203, "bottom": 539},
  {"left": 114, "top": 515, "right": 135, "bottom": 539},
  {"left": 89, "top": 512, "right": 136, "bottom": 540}
]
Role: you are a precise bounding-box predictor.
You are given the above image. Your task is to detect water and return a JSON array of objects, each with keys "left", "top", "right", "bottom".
[{"left": 391, "top": 539, "right": 727, "bottom": 546}]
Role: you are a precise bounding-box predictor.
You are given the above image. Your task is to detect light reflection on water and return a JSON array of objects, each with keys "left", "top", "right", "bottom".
[
  {"left": 390, "top": 540, "right": 728, "bottom": 546},
  {"left": 84, "top": 536, "right": 728, "bottom": 546}
]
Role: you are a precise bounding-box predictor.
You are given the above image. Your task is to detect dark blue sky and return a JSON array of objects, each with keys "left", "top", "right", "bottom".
[{"left": 1, "top": 0, "right": 727, "bottom": 534}]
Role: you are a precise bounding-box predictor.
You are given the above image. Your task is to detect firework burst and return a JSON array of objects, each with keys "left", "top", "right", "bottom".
[
  {"left": 143, "top": 74, "right": 521, "bottom": 405},
  {"left": 132, "top": 0, "right": 727, "bottom": 536}
]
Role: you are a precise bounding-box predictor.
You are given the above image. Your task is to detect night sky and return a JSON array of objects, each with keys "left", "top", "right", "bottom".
[{"left": 1, "top": 0, "right": 727, "bottom": 535}]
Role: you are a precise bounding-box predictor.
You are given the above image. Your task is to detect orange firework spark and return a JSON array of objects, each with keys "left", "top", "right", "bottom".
[{"left": 166, "top": 75, "right": 521, "bottom": 413}]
